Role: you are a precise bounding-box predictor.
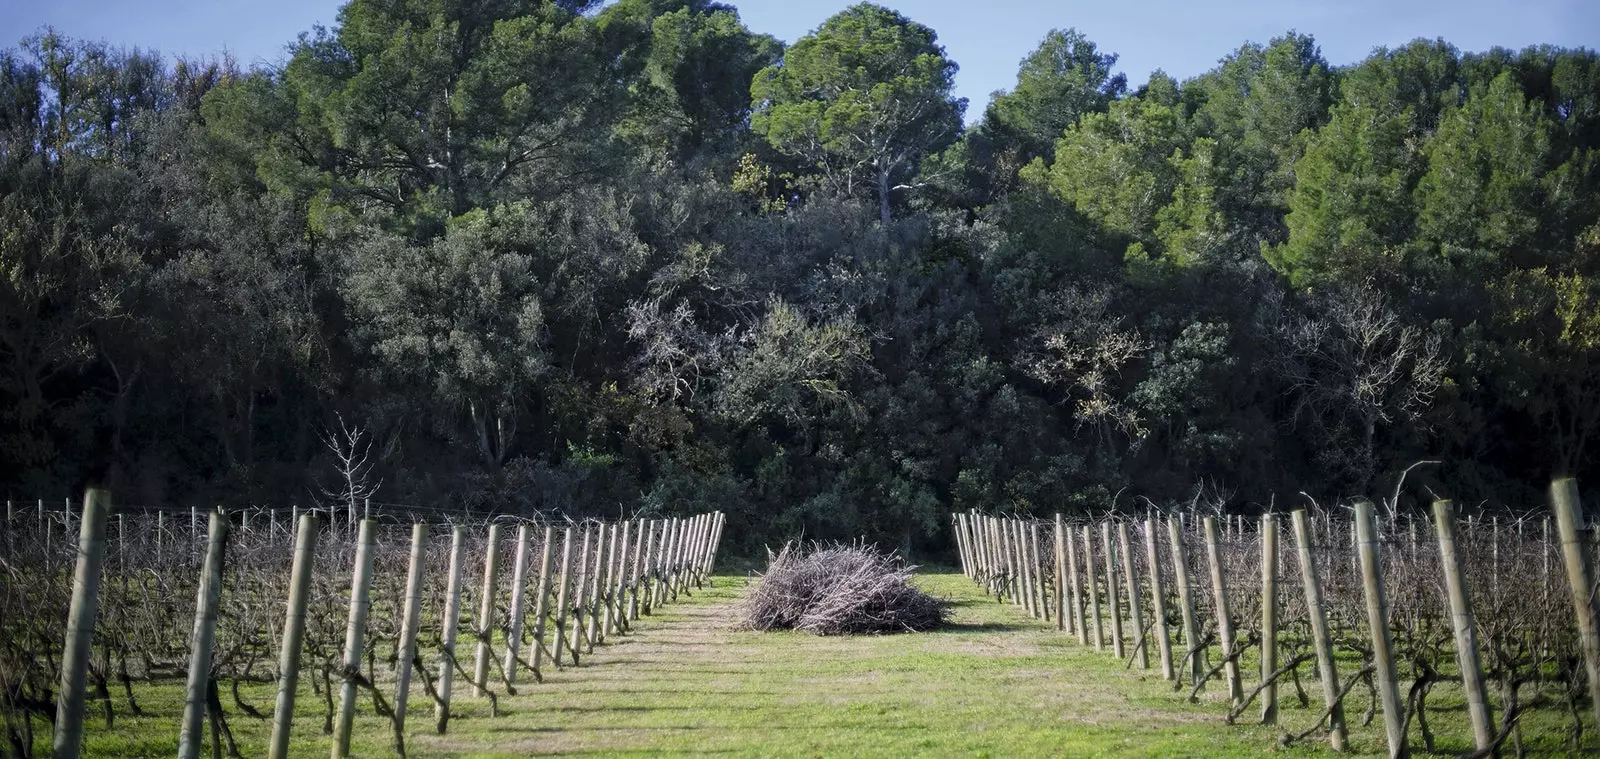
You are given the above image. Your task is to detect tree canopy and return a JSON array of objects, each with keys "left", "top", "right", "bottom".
[{"left": 3, "top": 9, "right": 1600, "bottom": 556}]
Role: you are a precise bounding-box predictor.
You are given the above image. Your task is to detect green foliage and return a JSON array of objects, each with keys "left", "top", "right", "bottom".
[
  {"left": 749, "top": 3, "right": 965, "bottom": 222},
  {"left": 7, "top": 15, "right": 1600, "bottom": 553}
]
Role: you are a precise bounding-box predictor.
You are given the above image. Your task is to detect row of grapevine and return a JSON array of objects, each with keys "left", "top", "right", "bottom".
[
  {"left": 0, "top": 491, "right": 725, "bottom": 758},
  {"left": 952, "top": 479, "right": 1596, "bottom": 757}
]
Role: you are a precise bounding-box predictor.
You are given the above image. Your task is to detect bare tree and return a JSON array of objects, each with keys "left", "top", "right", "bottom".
[
  {"left": 1270, "top": 284, "right": 1446, "bottom": 493},
  {"left": 317, "top": 413, "right": 382, "bottom": 530},
  {"left": 1020, "top": 286, "right": 1151, "bottom": 448}
]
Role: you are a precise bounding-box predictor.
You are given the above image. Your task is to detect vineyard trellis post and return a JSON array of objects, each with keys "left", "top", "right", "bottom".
[
  {"left": 1291, "top": 508, "right": 1346, "bottom": 751},
  {"left": 472, "top": 523, "right": 503, "bottom": 698},
  {"left": 1168, "top": 518, "right": 1202, "bottom": 688},
  {"left": 178, "top": 508, "right": 229, "bottom": 759},
  {"left": 1068, "top": 520, "right": 1086, "bottom": 644},
  {"left": 1259, "top": 513, "right": 1279, "bottom": 725},
  {"left": 552, "top": 527, "right": 575, "bottom": 666},
  {"left": 585, "top": 522, "right": 606, "bottom": 652},
  {"left": 504, "top": 524, "right": 532, "bottom": 685},
  {"left": 269, "top": 513, "right": 320, "bottom": 759},
  {"left": 393, "top": 522, "right": 428, "bottom": 742},
  {"left": 1053, "top": 515, "right": 1068, "bottom": 634},
  {"left": 1083, "top": 525, "right": 1103, "bottom": 650},
  {"left": 1430, "top": 499, "right": 1494, "bottom": 751},
  {"left": 1132, "top": 519, "right": 1167, "bottom": 681},
  {"left": 1353, "top": 499, "right": 1407, "bottom": 759},
  {"left": 1118, "top": 522, "right": 1147, "bottom": 670},
  {"left": 529, "top": 526, "right": 556, "bottom": 677},
  {"left": 51, "top": 488, "right": 111, "bottom": 759},
  {"left": 436, "top": 526, "right": 467, "bottom": 728},
  {"left": 630, "top": 519, "right": 648, "bottom": 620},
  {"left": 1549, "top": 477, "right": 1600, "bottom": 737},
  {"left": 1202, "top": 516, "right": 1241, "bottom": 705},
  {"left": 332, "top": 518, "right": 378, "bottom": 758}
]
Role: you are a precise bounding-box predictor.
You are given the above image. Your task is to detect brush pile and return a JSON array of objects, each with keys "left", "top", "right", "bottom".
[{"left": 740, "top": 542, "right": 948, "bottom": 635}]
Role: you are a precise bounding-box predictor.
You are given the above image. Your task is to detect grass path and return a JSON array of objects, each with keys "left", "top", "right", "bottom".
[
  {"left": 411, "top": 571, "right": 1394, "bottom": 758},
  {"left": 64, "top": 569, "right": 1536, "bottom": 757}
]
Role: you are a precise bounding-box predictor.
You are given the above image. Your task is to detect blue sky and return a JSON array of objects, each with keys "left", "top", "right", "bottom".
[{"left": 3, "top": 0, "right": 1597, "bottom": 122}]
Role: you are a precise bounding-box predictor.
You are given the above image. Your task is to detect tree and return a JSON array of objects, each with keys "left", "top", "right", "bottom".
[
  {"left": 986, "top": 28, "right": 1125, "bottom": 163},
  {"left": 750, "top": 3, "right": 965, "bottom": 223},
  {"left": 280, "top": 0, "right": 622, "bottom": 234}
]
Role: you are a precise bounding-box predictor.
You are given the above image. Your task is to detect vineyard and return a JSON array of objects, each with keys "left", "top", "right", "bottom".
[
  {"left": 0, "top": 492, "right": 723, "bottom": 758},
  {"left": 953, "top": 479, "right": 1600, "bottom": 757}
]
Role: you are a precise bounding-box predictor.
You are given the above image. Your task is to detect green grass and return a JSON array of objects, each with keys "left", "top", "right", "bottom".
[{"left": 30, "top": 571, "right": 1585, "bottom": 757}]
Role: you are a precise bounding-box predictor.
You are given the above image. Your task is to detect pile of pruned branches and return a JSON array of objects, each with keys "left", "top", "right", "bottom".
[{"left": 741, "top": 542, "right": 948, "bottom": 635}]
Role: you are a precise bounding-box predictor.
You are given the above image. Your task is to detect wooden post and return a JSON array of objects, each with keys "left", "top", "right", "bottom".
[
  {"left": 1053, "top": 515, "right": 1068, "bottom": 633},
  {"left": 436, "top": 526, "right": 467, "bottom": 726},
  {"left": 607, "top": 519, "right": 628, "bottom": 635},
  {"left": 1118, "top": 522, "right": 1147, "bottom": 669},
  {"left": 1259, "top": 513, "right": 1279, "bottom": 724},
  {"left": 1292, "top": 509, "right": 1346, "bottom": 751},
  {"left": 472, "top": 523, "right": 502, "bottom": 698},
  {"left": 269, "top": 514, "right": 320, "bottom": 759},
  {"left": 1102, "top": 522, "right": 1124, "bottom": 659},
  {"left": 636, "top": 518, "right": 656, "bottom": 618},
  {"left": 333, "top": 518, "right": 378, "bottom": 758},
  {"left": 1168, "top": 518, "right": 1202, "bottom": 687},
  {"left": 552, "top": 527, "right": 575, "bottom": 666},
  {"left": 1354, "top": 500, "right": 1407, "bottom": 759},
  {"left": 957, "top": 514, "right": 973, "bottom": 580},
  {"left": 630, "top": 519, "right": 649, "bottom": 620},
  {"left": 1431, "top": 500, "right": 1494, "bottom": 751},
  {"left": 394, "top": 523, "right": 428, "bottom": 737},
  {"left": 1083, "top": 525, "right": 1103, "bottom": 650},
  {"left": 584, "top": 522, "right": 606, "bottom": 652},
  {"left": 596, "top": 521, "right": 616, "bottom": 640},
  {"left": 503, "top": 525, "right": 531, "bottom": 685},
  {"left": 52, "top": 489, "right": 111, "bottom": 759},
  {"left": 1551, "top": 478, "right": 1600, "bottom": 736},
  {"left": 1143, "top": 517, "right": 1173, "bottom": 680},
  {"left": 529, "top": 526, "right": 556, "bottom": 676},
  {"left": 572, "top": 524, "right": 593, "bottom": 650},
  {"left": 1067, "top": 521, "right": 1086, "bottom": 644},
  {"left": 1019, "top": 521, "right": 1037, "bottom": 617},
  {"left": 1202, "top": 516, "right": 1241, "bottom": 704},
  {"left": 179, "top": 509, "right": 229, "bottom": 759},
  {"left": 1030, "top": 522, "right": 1050, "bottom": 621}
]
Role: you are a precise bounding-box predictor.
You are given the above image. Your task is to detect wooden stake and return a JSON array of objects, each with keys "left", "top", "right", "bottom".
[
  {"left": 1053, "top": 515, "right": 1068, "bottom": 633},
  {"left": 1431, "top": 500, "right": 1494, "bottom": 751},
  {"left": 332, "top": 519, "right": 378, "bottom": 758},
  {"left": 1067, "top": 520, "right": 1086, "bottom": 644},
  {"left": 394, "top": 523, "right": 428, "bottom": 737},
  {"left": 52, "top": 489, "right": 110, "bottom": 759},
  {"left": 529, "top": 526, "right": 556, "bottom": 677},
  {"left": 1168, "top": 518, "right": 1202, "bottom": 688},
  {"left": 503, "top": 525, "right": 531, "bottom": 685},
  {"left": 551, "top": 527, "right": 575, "bottom": 666},
  {"left": 179, "top": 509, "right": 229, "bottom": 759},
  {"left": 1292, "top": 509, "right": 1346, "bottom": 751},
  {"left": 1103, "top": 522, "right": 1125, "bottom": 659},
  {"left": 436, "top": 526, "right": 467, "bottom": 725},
  {"left": 1354, "top": 500, "right": 1407, "bottom": 759},
  {"left": 1259, "top": 513, "right": 1279, "bottom": 724},
  {"left": 269, "top": 514, "right": 320, "bottom": 759},
  {"left": 472, "top": 524, "right": 503, "bottom": 698},
  {"left": 1083, "top": 525, "right": 1103, "bottom": 650},
  {"left": 1143, "top": 517, "right": 1173, "bottom": 680},
  {"left": 1203, "top": 516, "right": 1241, "bottom": 704},
  {"left": 1118, "top": 522, "right": 1147, "bottom": 669},
  {"left": 1550, "top": 478, "right": 1600, "bottom": 737}
]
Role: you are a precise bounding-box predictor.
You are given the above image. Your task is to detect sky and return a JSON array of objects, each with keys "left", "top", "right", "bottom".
[{"left": 3, "top": 0, "right": 1597, "bottom": 123}]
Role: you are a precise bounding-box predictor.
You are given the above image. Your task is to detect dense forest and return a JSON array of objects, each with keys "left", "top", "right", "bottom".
[{"left": 2, "top": 0, "right": 1598, "bottom": 554}]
